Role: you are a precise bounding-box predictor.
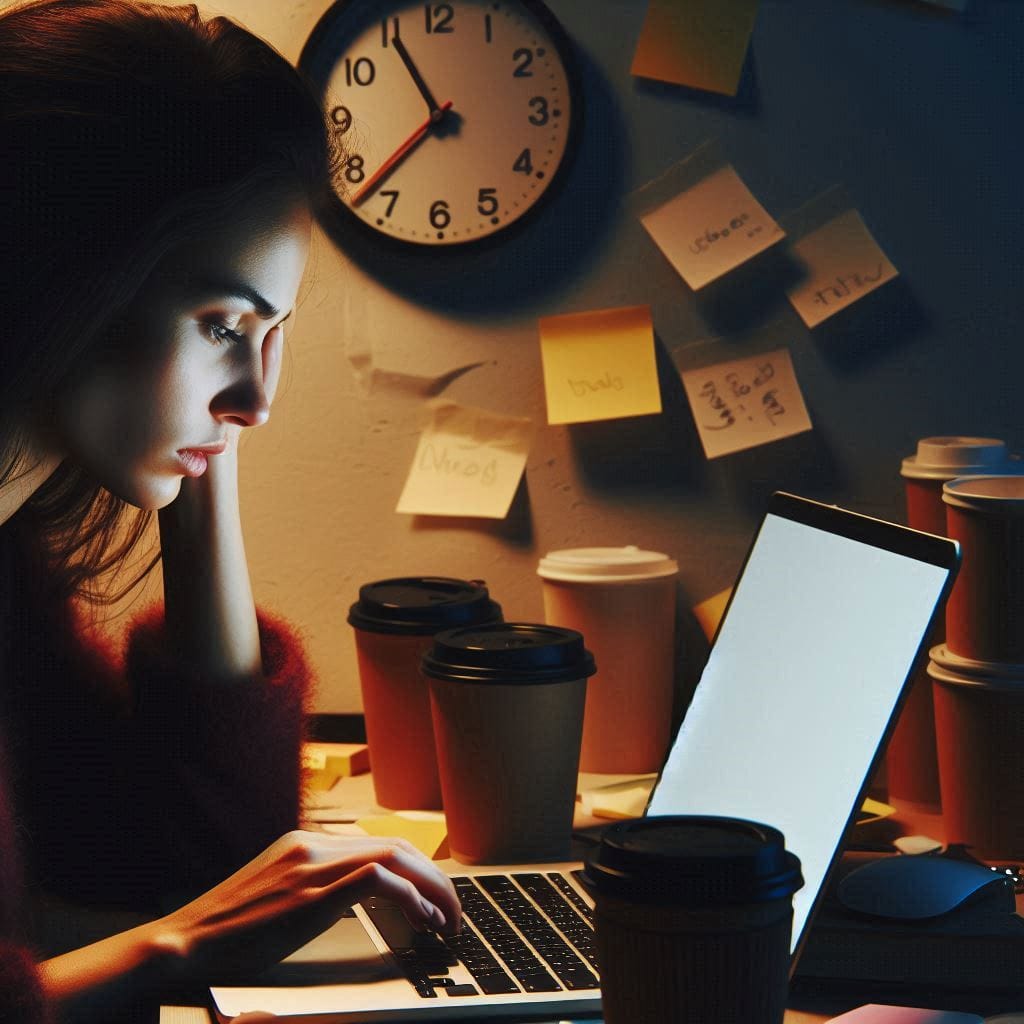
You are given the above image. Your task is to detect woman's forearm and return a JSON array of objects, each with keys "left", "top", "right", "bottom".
[{"left": 158, "top": 447, "right": 262, "bottom": 682}]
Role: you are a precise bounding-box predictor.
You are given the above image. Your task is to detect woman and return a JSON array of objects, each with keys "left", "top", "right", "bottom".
[{"left": 0, "top": 1, "right": 460, "bottom": 1019}]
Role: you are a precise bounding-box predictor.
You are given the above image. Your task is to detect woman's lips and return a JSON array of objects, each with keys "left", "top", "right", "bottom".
[{"left": 176, "top": 442, "right": 225, "bottom": 477}]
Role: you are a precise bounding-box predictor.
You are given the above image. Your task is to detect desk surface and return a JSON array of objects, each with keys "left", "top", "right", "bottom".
[{"left": 160, "top": 770, "right": 1018, "bottom": 1024}]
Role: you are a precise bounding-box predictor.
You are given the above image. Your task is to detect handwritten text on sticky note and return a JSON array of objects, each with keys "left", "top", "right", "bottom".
[
  {"left": 786, "top": 208, "right": 898, "bottom": 327},
  {"left": 641, "top": 165, "right": 783, "bottom": 290},
  {"left": 681, "top": 348, "right": 812, "bottom": 459},
  {"left": 396, "top": 401, "right": 531, "bottom": 519},
  {"left": 631, "top": 0, "right": 759, "bottom": 96},
  {"left": 539, "top": 305, "right": 662, "bottom": 425}
]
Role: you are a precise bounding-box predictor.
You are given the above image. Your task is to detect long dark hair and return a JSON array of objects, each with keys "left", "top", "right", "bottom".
[{"left": 0, "top": 0, "right": 341, "bottom": 602}]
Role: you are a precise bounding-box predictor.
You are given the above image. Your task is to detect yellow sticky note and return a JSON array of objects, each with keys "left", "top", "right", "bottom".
[
  {"left": 396, "top": 400, "right": 531, "bottom": 519},
  {"left": 693, "top": 586, "right": 733, "bottom": 642},
  {"left": 631, "top": 0, "right": 760, "bottom": 96},
  {"left": 356, "top": 813, "right": 449, "bottom": 860},
  {"left": 641, "top": 164, "right": 783, "bottom": 290},
  {"left": 786, "top": 208, "right": 899, "bottom": 328},
  {"left": 539, "top": 305, "right": 662, "bottom": 425},
  {"left": 681, "top": 348, "right": 812, "bottom": 459}
]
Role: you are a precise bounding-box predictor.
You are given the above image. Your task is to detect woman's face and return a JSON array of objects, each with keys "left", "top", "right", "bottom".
[{"left": 58, "top": 196, "right": 312, "bottom": 510}]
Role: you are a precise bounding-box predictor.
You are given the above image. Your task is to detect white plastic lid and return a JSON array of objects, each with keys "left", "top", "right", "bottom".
[
  {"left": 927, "top": 643, "right": 1024, "bottom": 689},
  {"left": 537, "top": 545, "right": 679, "bottom": 583},
  {"left": 901, "top": 436, "right": 1010, "bottom": 480},
  {"left": 942, "top": 474, "right": 1024, "bottom": 512}
]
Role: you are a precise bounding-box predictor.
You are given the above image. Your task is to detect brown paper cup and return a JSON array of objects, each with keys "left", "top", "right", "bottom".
[
  {"left": 929, "top": 646, "right": 1024, "bottom": 860},
  {"left": 538, "top": 547, "right": 678, "bottom": 773},
  {"left": 944, "top": 476, "right": 1024, "bottom": 663},
  {"left": 422, "top": 622, "right": 595, "bottom": 864}
]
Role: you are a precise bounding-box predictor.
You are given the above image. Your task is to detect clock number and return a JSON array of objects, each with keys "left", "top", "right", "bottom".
[
  {"left": 429, "top": 199, "right": 451, "bottom": 229},
  {"left": 344, "top": 154, "right": 366, "bottom": 184},
  {"left": 425, "top": 4, "right": 454, "bottom": 33},
  {"left": 343, "top": 57, "right": 376, "bottom": 87},
  {"left": 513, "top": 149, "right": 533, "bottom": 176},
  {"left": 380, "top": 190, "right": 400, "bottom": 217},
  {"left": 477, "top": 188, "right": 499, "bottom": 216},
  {"left": 512, "top": 48, "right": 534, "bottom": 77},
  {"left": 380, "top": 17, "right": 399, "bottom": 47},
  {"left": 528, "top": 96, "right": 549, "bottom": 126},
  {"left": 329, "top": 105, "right": 352, "bottom": 133}
]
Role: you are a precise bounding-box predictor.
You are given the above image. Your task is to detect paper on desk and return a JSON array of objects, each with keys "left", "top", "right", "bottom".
[
  {"left": 680, "top": 347, "right": 812, "bottom": 459},
  {"left": 827, "top": 1005, "right": 982, "bottom": 1023},
  {"left": 784, "top": 191, "right": 898, "bottom": 327},
  {"left": 395, "top": 399, "right": 531, "bottom": 518},
  {"left": 539, "top": 305, "right": 662, "bottom": 425},
  {"left": 579, "top": 776, "right": 657, "bottom": 820},
  {"left": 641, "top": 158, "right": 783, "bottom": 291},
  {"left": 693, "top": 586, "right": 734, "bottom": 642},
  {"left": 354, "top": 812, "right": 449, "bottom": 860},
  {"left": 631, "top": 0, "right": 759, "bottom": 96}
]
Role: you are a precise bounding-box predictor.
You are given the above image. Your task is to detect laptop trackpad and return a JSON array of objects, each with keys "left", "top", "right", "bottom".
[{"left": 257, "top": 913, "right": 396, "bottom": 986}]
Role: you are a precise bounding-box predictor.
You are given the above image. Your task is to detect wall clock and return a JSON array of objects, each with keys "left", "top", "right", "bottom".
[{"left": 299, "top": 0, "right": 582, "bottom": 247}]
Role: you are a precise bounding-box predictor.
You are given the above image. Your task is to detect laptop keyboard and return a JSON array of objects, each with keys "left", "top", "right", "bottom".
[{"left": 362, "top": 872, "right": 598, "bottom": 999}]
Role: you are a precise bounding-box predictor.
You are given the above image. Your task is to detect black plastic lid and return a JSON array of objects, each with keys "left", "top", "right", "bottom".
[
  {"left": 583, "top": 816, "right": 803, "bottom": 907},
  {"left": 421, "top": 622, "right": 597, "bottom": 684},
  {"left": 347, "top": 577, "right": 502, "bottom": 636}
]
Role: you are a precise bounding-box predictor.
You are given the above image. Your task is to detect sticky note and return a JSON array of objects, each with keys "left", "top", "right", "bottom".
[
  {"left": 631, "top": 0, "right": 760, "bottom": 97},
  {"left": 786, "top": 208, "right": 899, "bottom": 327},
  {"left": 396, "top": 400, "right": 531, "bottom": 518},
  {"left": 641, "top": 164, "right": 783, "bottom": 290},
  {"left": 579, "top": 776, "right": 657, "bottom": 821},
  {"left": 302, "top": 742, "right": 370, "bottom": 791},
  {"left": 681, "top": 347, "right": 812, "bottom": 459},
  {"left": 693, "top": 586, "right": 733, "bottom": 642},
  {"left": 355, "top": 813, "right": 449, "bottom": 860},
  {"left": 539, "top": 305, "right": 662, "bottom": 425}
]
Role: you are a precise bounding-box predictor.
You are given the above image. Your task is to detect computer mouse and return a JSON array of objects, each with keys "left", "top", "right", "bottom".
[{"left": 837, "top": 855, "right": 1015, "bottom": 921}]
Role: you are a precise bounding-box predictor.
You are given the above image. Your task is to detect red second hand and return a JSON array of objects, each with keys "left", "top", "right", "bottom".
[{"left": 350, "top": 99, "right": 454, "bottom": 207}]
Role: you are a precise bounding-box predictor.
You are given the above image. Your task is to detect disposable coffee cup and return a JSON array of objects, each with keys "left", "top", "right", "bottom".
[
  {"left": 929, "top": 644, "right": 1024, "bottom": 859},
  {"left": 583, "top": 816, "right": 803, "bottom": 1024},
  {"left": 943, "top": 476, "right": 1024, "bottom": 663},
  {"left": 889, "top": 439, "right": 1012, "bottom": 811},
  {"left": 422, "top": 622, "right": 596, "bottom": 864},
  {"left": 348, "top": 578, "right": 501, "bottom": 811},
  {"left": 537, "top": 546, "right": 678, "bottom": 773}
]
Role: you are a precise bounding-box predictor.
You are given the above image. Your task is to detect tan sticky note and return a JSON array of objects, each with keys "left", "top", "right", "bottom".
[
  {"left": 631, "top": 0, "right": 760, "bottom": 96},
  {"left": 396, "top": 401, "right": 531, "bottom": 519},
  {"left": 681, "top": 348, "right": 812, "bottom": 459},
  {"left": 355, "top": 813, "right": 449, "bottom": 860},
  {"left": 539, "top": 305, "right": 662, "bottom": 425},
  {"left": 786, "top": 208, "right": 899, "bottom": 327},
  {"left": 693, "top": 586, "right": 733, "bottom": 642},
  {"left": 641, "top": 164, "right": 783, "bottom": 290}
]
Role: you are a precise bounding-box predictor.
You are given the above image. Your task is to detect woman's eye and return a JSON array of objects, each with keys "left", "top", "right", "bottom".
[{"left": 203, "top": 320, "right": 246, "bottom": 346}]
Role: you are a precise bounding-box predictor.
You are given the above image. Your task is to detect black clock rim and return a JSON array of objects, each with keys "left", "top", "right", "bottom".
[{"left": 297, "top": 0, "right": 584, "bottom": 254}]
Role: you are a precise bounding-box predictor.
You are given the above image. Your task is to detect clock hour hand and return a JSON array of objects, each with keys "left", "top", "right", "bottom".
[
  {"left": 392, "top": 35, "right": 445, "bottom": 122},
  {"left": 350, "top": 99, "right": 454, "bottom": 206}
]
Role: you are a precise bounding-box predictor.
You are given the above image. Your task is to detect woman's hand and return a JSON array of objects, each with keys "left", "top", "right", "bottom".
[
  {"left": 39, "top": 831, "right": 461, "bottom": 1012},
  {"left": 158, "top": 830, "right": 461, "bottom": 981}
]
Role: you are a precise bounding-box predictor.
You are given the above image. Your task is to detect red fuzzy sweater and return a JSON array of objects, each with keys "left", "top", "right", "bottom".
[{"left": 0, "top": 516, "right": 313, "bottom": 1022}]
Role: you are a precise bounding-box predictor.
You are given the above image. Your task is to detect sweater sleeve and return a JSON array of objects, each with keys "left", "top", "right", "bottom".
[
  {"left": 10, "top": 603, "right": 315, "bottom": 913},
  {"left": 0, "top": 944, "right": 50, "bottom": 1024}
]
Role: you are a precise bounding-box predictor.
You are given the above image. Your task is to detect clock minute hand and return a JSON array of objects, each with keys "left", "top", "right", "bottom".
[
  {"left": 392, "top": 35, "right": 444, "bottom": 121},
  {"left": 350, "top": 99, "right": 454, "bottom": 206}
]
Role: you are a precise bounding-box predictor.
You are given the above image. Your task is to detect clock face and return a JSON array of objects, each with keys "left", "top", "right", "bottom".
[{"left": 300, "top": 0, "right": 579, "bottom": 246}]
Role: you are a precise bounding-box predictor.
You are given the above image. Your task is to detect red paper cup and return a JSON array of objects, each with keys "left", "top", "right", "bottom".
[
  {"left": 943, "top": 476, "right": 1024, "bottom": 663},
  {"left": 929, "top": 645, "right": 1024, "bottom": 859},
  {"left": 348, "top": 578, "right": 501, "bottom": 810}
]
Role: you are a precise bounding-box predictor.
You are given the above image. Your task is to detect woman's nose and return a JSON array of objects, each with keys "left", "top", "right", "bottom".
[{"left": 211, "top": 351, "right": 270, "bottom": 428}]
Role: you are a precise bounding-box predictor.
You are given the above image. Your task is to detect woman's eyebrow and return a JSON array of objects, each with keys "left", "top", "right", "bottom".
[{"left": 189, "top": 275, "right": 289, "bottom": 321}]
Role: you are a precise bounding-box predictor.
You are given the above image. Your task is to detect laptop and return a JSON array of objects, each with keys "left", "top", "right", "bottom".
[{"left": 210, "top": 491, "right": 958, "bottom": 1022}]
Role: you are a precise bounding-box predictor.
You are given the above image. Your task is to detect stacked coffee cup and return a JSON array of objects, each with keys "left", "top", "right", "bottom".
[{"left": 898, "top": 438, "right": 1024, "bottom": 859}]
